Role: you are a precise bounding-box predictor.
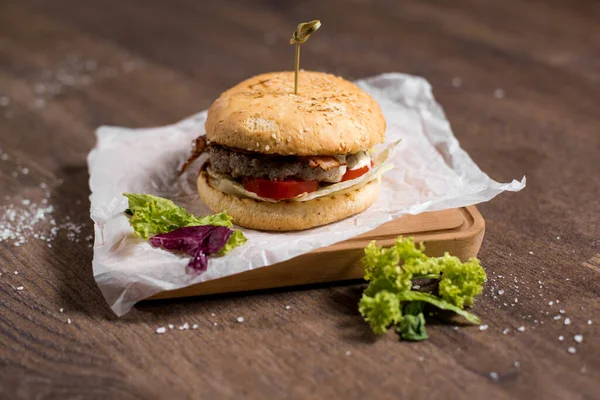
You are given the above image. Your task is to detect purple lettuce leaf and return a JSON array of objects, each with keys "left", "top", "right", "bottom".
[{"left": 149, "top": 225, "right": 233, "bottom": 272}]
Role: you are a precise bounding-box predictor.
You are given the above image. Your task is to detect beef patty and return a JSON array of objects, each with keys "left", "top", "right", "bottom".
[{"left": 208, "top": 146, "right": 346, "bottom": 182}]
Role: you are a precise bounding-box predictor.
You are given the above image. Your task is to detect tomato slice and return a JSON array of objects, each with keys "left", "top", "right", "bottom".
[
  {"left": 341, "top": 164, "right": 370, "bottom": 182},
  {"left": 242, "top": 178, "right": 319, "bottom": 200}
]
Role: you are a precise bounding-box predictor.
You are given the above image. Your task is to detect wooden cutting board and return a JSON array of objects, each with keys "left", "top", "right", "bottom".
[{"left": 150, "top": 206, "right": 484, "bottom": 300}]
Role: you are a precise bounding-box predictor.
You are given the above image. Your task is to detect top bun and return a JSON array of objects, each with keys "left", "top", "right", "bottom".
[{"left": 204, "top": 71, "right": 386, "bottom": 156}]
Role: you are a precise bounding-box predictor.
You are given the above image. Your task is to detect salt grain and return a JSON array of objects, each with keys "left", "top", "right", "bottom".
[
  {"left": 213, "top": 322, "right": 218, "bottom": 326},
  {"left": 559, "top": 335, "right": 564, "bottom": 341},
  {"left": 489, "top": 372, "right": 499, "bottom": 382},
  {"left": 67, "top": 318, "right": 72, "bottom": 324},
  {"left": 285, "top": 305, "right": 291, "bottom": 310},
  {"left": 588, "top": 320, "right": 592, "bottom": 325},
  {"left": 192, "top": 324, "right": 199, "bottom": 330},
  {"left": 559, "top": 309, "right": 565, "bottom": 314},
  {"left": 493, "top": 88, "right": 505, "bottom": 99},
  {"left": 156, "top": 327, "right": 167, "bottom": 334},
  {"left": 568, "top": 347, "right": 576, "bottom": 354},
  {"left": 479, "top": 324, "right": 489, "bottom": 331},
  {"left": 574, "top": 334, "right": 583, "bottom": 343},
  {"left": 517, "top": 326, "right": 525, "bottom": 332},
  {"left": 59, "top": 308, "right": 64, "bottom": 313},
  {"left": 236, "top": 317, "right": 245, "bottom": 323},
  {"left": 168, "top": 324, "right": 174, "bottom": 329},
  {"left": 16, "top": 286, "right": 24, "bottom": 291},
  {"left": 451, "top": 77, "right": 462, "bottom": 88},
  {"left": 345, "top": 351, "right": 352, "bottom": 356},
  {"left": 564, "top": 318, "right": 571, "bottom": 326},
  {"left": 498, "top": 289, "right": 504, "bottom": 295},
  {"left": 548, "top": 301, "right": 553, "bottom": 306},
  {"left": 528, "top": 251, "right": 534, "bottom": 255},
  {"left": 502, "top": 328, "right": 510, "bottom": 335},
  {"left": 13, "top": 271, "right": 18, "bottom": 275},
  {"left": 514, "top": 361, "right": 520, "bottom": 368}
]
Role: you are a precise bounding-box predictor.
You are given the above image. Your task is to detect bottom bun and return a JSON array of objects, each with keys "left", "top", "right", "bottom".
[{"left": 197, "top": 170, "right": 381, "bottom": 231}]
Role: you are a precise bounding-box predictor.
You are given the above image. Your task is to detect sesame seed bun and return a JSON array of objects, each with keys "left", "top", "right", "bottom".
[
  {"left": 204, "top": 71, "right": 386, "bottom": 156},
  {"left": 197, "top": 169, "right": 381, "bottom": 231}
]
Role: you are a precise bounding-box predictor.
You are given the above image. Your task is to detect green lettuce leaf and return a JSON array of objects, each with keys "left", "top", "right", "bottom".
[
  {"left": 396, "top": 291, "right": 481, "bottom": 324},
  {"left": 218, "top": 229, "right": 247, "bottom": 256},
  {"left": 358, "top": 236, "right": 485, "bottom": 340},
  {"left": 438, "top": 255, "right": 486, "bottom": 308},
  {"left": 358, "top": 291, "right": 402, "bottom": 335},
  {"left": 396, "top": 301, "right": 428, "bottom": 341},
  {"left": 123, "top": 193, "right": 246, "bottom": 255}
]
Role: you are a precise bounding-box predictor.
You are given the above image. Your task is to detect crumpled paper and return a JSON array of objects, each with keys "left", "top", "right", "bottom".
[{"left": 88, "top": 73, "right": 525, "bottom": 316}]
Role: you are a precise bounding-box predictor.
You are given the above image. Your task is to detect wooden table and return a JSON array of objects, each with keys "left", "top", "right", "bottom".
[{"left": 1, "top": 1, "right": 598, "bottom": 398}]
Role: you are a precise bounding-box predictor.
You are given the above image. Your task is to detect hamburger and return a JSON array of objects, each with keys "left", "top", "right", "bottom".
[{"left": 181, "top": 71, "right": 391, "bottom": 231}]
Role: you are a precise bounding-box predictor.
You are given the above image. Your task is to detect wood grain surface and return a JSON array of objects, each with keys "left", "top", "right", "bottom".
[{"left": 0, "top": 0, "right": 599, "bottom": 399}]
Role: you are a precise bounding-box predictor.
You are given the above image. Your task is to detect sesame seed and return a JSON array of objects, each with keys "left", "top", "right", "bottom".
[
  {"left": 559, "top": 309, "right": 565, "bottom": 314},
  {"left": 345, "top": 351, "right": 352, "bottom": 356},
  {"left": 213, "top": 322, "right": 218, "bottom": 326},
  {"left": 502, "top": 328, "right": 510, "bottom": 335},
  {"left": 168, "top": 324, "right": 174, "bottom": 329},
  {"left": 548, "top": 301, "right": 553, "bottom": 305},
  {"left": 559, "top": 335, "right": 564, "bottom": 341},
  {"left": 14, "top": 271, "right": 18, "bottom": 275},
  {"left": 568, "top": 347, "right": 576, "bottom": 354},
  {"left": 514, "top": 361, "right": 520, "bottom": 368},
  {"left": 574, "top": 334, "right": 583, "bottom": 343},
  {"left": 67, "top": 318, "right": 72, "bottom": 324},
  {"left": 16, "top": 286, "right": 24, "bottom": 291},
  {"left": 211, "top": 313, "right": 216, "bottom": 317},
  {"left": 265, "top": 145, "right": 270, "bottom": 151},
  {"left": 588, "top": 320, "right": 593, "bottom": 325},
  {"left": 553, "top": 315, "right": 562, "bottom": 320},
  {"left": 59, "top": 308, "right": 64, "bottom": 313},
  {"left": 285, "top": 305, "right": 291, "bottom": 310},
  {"left": 479, "top": 324, "right": 488, "bottom": 331},
  {"left": 489, "top": 372, "right": 499, "bottom": 382},
  {"left": 156, "top": 327, "right": 167, "bottom": 334},
  {"left": 528, "top": 251, "right": 534, "bottom": 255},
  {"left": 256, "top": 142, "right": 260, "bottom": 147},
  {"left": 564, "top": 318, "right": 571, "bottom": 325},
  {"left": 236, "top": 316, "right": 245, "bottom": 323},
  {"left": 192, "top": 324, "right": 199, "bottom": 330},
  {"left": 517, "top": 326, "right": 525, "bottom": 332},
  {"left": 271, "top": 133, "right": 277, "bottom": 139}
]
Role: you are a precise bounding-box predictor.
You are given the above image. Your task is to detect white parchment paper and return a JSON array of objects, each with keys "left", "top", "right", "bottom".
[{"left": 88, "top": 73, "right": 525, "bottom": 316}]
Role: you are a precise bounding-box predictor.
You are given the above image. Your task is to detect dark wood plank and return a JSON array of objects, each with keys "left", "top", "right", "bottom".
[{"left": 0, "top": 0, "right": 598, "bottom": 399}]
